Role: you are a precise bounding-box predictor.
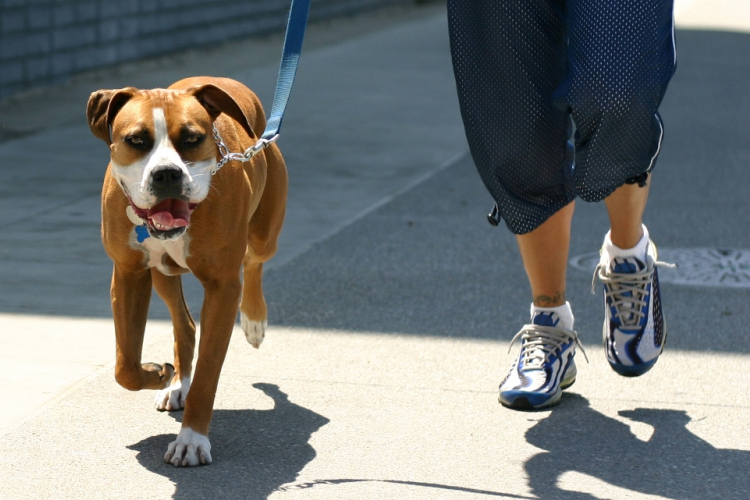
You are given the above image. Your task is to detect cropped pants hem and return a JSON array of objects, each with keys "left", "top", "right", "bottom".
[{"left": 448, "top": 0, "right": 676, "bottom": 235}]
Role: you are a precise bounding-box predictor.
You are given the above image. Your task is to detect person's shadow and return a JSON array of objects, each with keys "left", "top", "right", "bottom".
[
  {"left": 524, "top": 394, "right": 750, "bottom": 499},
  {"left": 128, "top": 383, "right": 329, "bottom": 500}
]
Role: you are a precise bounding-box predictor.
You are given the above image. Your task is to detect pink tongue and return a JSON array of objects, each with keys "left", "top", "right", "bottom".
[{"left": 148, "top": 199, "right": 191, "bottom": 228}]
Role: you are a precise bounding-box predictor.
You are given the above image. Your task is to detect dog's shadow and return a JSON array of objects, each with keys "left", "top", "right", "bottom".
[{"left": 128, "top": 383, "right": 329, "bottom": 500}]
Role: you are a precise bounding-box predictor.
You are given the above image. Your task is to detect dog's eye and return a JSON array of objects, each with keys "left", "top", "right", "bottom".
[
  {"left": 183, "top": 134, "right": 204, "bottom": 146},
  {"left": 124, "top": 135, "right": 149, "bottom": 149}
]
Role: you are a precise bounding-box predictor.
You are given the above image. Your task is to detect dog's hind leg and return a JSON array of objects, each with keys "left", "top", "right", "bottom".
[
  {"left": 111, "top": 265, "right": 174, "bottom": 392},
  {"left": 241, "top": 144, "right": 287, "bottom": 348},
  {"left": 152, "top": 270, "right": 196, "bottom": 411},
  {"left": 241, "top": 260, "right": 268, "bottom": 348}
]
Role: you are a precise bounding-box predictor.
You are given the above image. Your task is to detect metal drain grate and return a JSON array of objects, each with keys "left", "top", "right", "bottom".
[{"left": 569, "top": 248, "right": 750, "bottom": 288}]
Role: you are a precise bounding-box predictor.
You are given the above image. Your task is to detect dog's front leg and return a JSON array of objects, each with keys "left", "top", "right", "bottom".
[
  {"left": 164, "top": 274, "right": 241, "bottom": 467},
  {"left": 111, "top": 265, "right": 174, "bottom": 391}
]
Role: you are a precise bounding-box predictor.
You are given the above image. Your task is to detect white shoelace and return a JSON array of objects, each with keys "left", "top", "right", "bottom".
[
  {"left": 592, "top": 259, "right": 675, "bottom": 327},
  {"left": 508, "top": 324, "right": 588, "bottom": 371}
]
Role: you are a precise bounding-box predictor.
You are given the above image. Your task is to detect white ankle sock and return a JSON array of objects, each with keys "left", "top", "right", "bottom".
[
  {"left": 603, "top": 224, "right": 650, "bottom": 262},
  {"left": 530, "top": 302, "right": 575, "bottom": 330}
]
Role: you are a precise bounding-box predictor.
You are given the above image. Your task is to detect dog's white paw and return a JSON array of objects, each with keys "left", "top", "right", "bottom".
[
  {"left": 154, "top": 376, "right": 191, "bottom": 411},
  {"left": 241, "top": 314, "right": 267, "bottom": 349},
  {"left": 164, "top": 427, "right": 212, "bottom": 467}
]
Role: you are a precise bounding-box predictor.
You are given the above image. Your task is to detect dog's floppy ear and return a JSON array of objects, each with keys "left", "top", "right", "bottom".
[
  {"left": 190, "top": 84, "right": 257, "bottom": 139},
  {"left": 87, "top": 88, "right": 137, "bottom": 144}
]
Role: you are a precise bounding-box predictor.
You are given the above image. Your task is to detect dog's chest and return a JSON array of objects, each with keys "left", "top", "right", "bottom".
[{"left": 137, "top": 234, "right": 190, "bottom": 275}]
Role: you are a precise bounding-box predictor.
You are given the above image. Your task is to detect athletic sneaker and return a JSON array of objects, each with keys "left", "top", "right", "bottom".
[
  {"left": 594, "top": 239, "right": 672, "bottom": 377},
  {"left": 499, "top": 311, "right": 586, "bottom": 410}
]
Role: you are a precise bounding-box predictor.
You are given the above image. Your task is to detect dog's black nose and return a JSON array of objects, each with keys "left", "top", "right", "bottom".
[
  {"left": 152, "top": 168, "right": 183, "bottom": 186},
  {"left": 151, "top": 168, "right": 184, "bottom": 199}
]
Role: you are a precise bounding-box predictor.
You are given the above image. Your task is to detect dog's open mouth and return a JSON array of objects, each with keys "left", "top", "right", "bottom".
[{"left": 130, "top": 199, "right": 198, "bottom": 239}]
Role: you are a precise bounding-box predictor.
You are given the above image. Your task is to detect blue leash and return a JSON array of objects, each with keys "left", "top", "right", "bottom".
[
  {"left": 262, "top": 0, "right": 311, "bottom": 141},
  {"left": 212, "top": 0, "right": 311, "bottom": 172}
]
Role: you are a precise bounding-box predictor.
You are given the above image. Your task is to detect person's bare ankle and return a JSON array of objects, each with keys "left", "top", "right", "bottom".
[{"left": 532, "top": 291, "right": 566, "bottom": 308}]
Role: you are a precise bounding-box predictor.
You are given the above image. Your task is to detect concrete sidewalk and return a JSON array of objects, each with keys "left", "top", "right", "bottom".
[{"left": 1, "top": 1, "right": 750, "bottom": 499}]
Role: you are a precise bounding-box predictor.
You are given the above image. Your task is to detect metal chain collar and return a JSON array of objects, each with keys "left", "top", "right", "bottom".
[{"left": 211, "top": 124, "right": 279, "bottom": 175}]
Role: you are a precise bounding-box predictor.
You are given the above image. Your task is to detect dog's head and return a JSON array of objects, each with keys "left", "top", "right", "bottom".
[{"left": 87, "top": 84, "right": 254, "bottom": 240}]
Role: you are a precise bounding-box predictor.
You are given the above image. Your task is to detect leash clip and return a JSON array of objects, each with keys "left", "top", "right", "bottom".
[
  {"left": 211, "top": 125, "right": 279, "bottom": 175},
  {"left": 210, "top": 0, "right": 309, "bottom": 175},
  {"left": 243, "top": 134, "right": 280, "bottom": 161}
]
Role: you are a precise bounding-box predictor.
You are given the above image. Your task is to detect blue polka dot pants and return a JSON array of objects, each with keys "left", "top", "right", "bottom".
[{"left": 448, "top": 0, "right": 677, "bottom": 234}]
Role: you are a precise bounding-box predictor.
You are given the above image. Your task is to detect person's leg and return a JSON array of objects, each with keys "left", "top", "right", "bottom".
[
  {"left": 448, "top": 0, "right": 582, "bottom": 410},
  {"left": 516, "top": 201, "right": 575, "bottom": 308},
  {"left": 558, "top": 0, "right": 675, "bottom": 378},
  {"left": 599, "top": 177, "right": 667, "bottom": 377},
  {"left": 448, "top": 0, "right": 575, "bottom": 309},
  {"left": 605, "top": 181, "right": 650, "bottom": 249}
]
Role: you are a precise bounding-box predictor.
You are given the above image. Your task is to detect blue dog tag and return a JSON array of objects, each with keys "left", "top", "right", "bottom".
[{"left": 135, "top": 225, "right": 150, "bottom": 243}]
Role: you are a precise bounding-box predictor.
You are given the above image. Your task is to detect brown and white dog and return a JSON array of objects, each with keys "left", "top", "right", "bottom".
[{"left": 87, "top": 76, "right": 287, "bottom": 466}]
